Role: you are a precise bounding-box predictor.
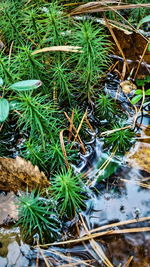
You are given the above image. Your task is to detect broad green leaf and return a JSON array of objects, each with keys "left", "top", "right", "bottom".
[
  {"left": 0, "top": 98, "right": 9, "bottom": 122},
  {"left": 9, "top": 80, "right": 42, "bottom": 91},
  {"left": 0, "top": 78, "right": 3, "bottom": 86},
  {"left": 97, "top": 161, "right": 119, "bottom": 182},
  {"left": 131, "top": 94, "right": 142, "bottom": 105},
  {"left": 148, "top": 44, "right": 150, "bottom": 52},
  {"left": 95, "top": 152, "right": 120, "bottom": 182},
  {"left": 145, "top": 89, "right": 150, "bottom": 95},
  {"left": 137, "top": 15, "right": 150, "bottom": 29},
  {"left": 134, "top": 89, "right": 142, "bottom": 95}
]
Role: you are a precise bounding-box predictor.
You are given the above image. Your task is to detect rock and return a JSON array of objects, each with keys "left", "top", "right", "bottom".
[{"left": 0, "top": 192, "right": 18, "bottom": 225}]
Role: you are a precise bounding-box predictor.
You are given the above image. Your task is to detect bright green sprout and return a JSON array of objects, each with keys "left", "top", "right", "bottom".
[
  {"left": 16, "top": 190, "right": 61, "bottom": 243},
  {"left": 95, "top": 94, "right": 117, "bottom": 120},
  {"left": 104, "top": 124, "right": 135, "bottom": 152},
  {"left": 51, "top": 169, "right": 86, "bottom": 217}
]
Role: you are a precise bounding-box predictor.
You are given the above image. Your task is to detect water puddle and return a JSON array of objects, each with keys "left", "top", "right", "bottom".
[{"left": 0, "top": 73, "right": 150, "bottom": 266}]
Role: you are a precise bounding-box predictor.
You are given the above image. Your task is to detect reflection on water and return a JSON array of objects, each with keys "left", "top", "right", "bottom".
[{"left": 1, "top": 157, "right": 150, "bottom": 266}]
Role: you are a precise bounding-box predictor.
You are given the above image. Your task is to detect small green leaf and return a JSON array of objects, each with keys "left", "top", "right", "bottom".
[
  {"left": 145, "top": 89, "right": 150, "bottom": 95},
  {"left": 0, "top": 98, "right": 10, "bottom": 122},
  {"left": 9, "top": 80, "right": 42, "bottom": 91},
  {"left": 148, "top": 44, "right": 150, "bottom": 52},
  {"left": 0, "top": 78, "right": 3, "bottom": 86},
  {"left": 134, "top": 89, "right": 142, "bottom": 95},
  {"left": 131, "top": 94, "right": 142, "bottom": 105},
  {"left": 137, "top": 15, "right": 150, "bottom": 29}
]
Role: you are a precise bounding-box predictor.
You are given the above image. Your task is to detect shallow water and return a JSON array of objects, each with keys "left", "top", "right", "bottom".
[
  {"left": 0, "top": 74, "right": 150, "bottom": 266},
  {"left": 1, "top": 143, "right": 150, "bottom": 266}
]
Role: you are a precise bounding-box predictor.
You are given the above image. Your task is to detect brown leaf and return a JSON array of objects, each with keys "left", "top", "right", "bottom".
[
  {"left": 126, "top": 143, "right": 150, "bottom": 174},
  {"left": 32, "top": 46, "right": 82, "bottom": 55},
  {"left": 0, "top": 157, "right": 50, "bottom": 192}
]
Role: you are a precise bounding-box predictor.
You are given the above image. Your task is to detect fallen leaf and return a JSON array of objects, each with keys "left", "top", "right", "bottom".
[
  {"left": 126, "top": 143, "right": 150, "bottom": 173},
  {"left": 0, "top": 156, "right": 50, "bottom": 192},
  {"left": 120, "top": 80, "right": 137, "bottom": 94}
]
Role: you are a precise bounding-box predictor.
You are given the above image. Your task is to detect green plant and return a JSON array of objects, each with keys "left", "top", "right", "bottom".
[
  {"left": 104, "top": 124, "right": 135, "bottom": 152},
  {"left": 95, "top": 94, "right": 118, "bottom": 120},
  {"left": 129, "top": 0, "right": 149, "bottom": 23},
  {"left": 16, "top": 190, "right": 61, "bottom": 243},
  {"left": 72, "top": 21, "right": 111, "bottom": 99},
  {"left": 13, "top": 93, "right": 61, "bottom": 147},
  {"left": 0, "top": 78, "right": 42, "bottom": 123},
  {"left": 51, "top": 61, "right": 73, "bottom": 104},
  {"left": 21, "top": 138, "right": 78, "bottom": 173},
  {"left": 51, "top": 169, "right": 86, "bottom": 217},
  {"left": 131, "top": 88, "right": 150, "bottom": 104},
  {"left": 0, "top": 1, "right": 23, "bottom": 46}
]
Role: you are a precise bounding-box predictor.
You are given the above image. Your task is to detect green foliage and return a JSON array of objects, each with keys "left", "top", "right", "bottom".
[
  {"left": 131, "top": 89, "right": 150, "bottom": 104},
  {"left": 0, "top": 98, "right": 9, "bottom": 122},
  {"left": 104, "top": 124, "right": 135, "bottom": 152},
  {"left": 137, "top": 14, "right": 150, "bottom": 28},
  {"left": 72, "top": 21, "right": 111, "bottom": 99},
  {"left": 135, "top": 75, "right": 150, "bottom": 86},
  {"left": 96, "top": 152, "right": 120, "bottom": 182},
  {"left": 0, "top": 78, "right": 43, "bottom": 123},
  {"left": 51, "top": 169, "right": 86, "bottom": 217},
  {"left": 13, "top": 93, "right": 61, "bottom": 146},
  {"left": 51, "top": 62, "right": 73, "bottom": 103},
  {"left": 16, "top": 190, "right": 61, "bottom": 243},
  {"left": 95, "top": 94, "right": 117, "bottom": 120},
  {"left": 129, "top": 0, "right": 149, "bottom": 23},
  {"left": 21, "top": 138, "right": 78, "bottom": 173}
]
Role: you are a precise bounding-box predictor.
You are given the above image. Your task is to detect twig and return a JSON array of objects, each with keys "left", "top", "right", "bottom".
[
  {"left": 80, "top": 214, "right": 114, "bottom": 267},
  {"left": 71, "top": 109, "right": 88, "bottom": 148},
  {"left": 123, "top": 256, "right": 134, "bottom": 267},
  {"left": 64, "top": 112, "right": 86, "bottom": 153},
  {"left": 134, "top": 41, "right": 150, "bottom": 80},
  {"left": 104, "top": 16, "right": 129, "bottom": 71},
  {"left": 60, "top": 130, "right": 70, "bottom": 169}
]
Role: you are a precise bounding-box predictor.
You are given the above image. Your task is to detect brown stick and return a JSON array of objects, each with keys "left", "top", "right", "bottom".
[
  {"left": 60, "top": 130, "right": 70, "bottom": 169},
  {"left": 104, "top": 16, "right": 129, "bottom": 71}
]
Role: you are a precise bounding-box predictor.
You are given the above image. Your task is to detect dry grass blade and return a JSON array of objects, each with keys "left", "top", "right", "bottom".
[
  {"left": 70, "top": 1, "right": 120, "bottom": 15},
  {"left": 80, "top": 214, "right": 114, "bottom": 267},
  {"left": 134, "top": 41, "right": 150, "bottom": 80},
  {"left": 32, "top": 46, "right": 82, "bottom": 55},
  {"left": 39, "top": 248, "right": 50, "bottom": 267},
  {"left": 70, "top": 2, "right": 150, "bottom": 15},
  {"left": 44, "top": 248, "right": 93, "bottom": 266},
  {"left": 68, "top": 110, "right": 74, "bottom": 141},
  {"left": 100, "top": 125, "right": 131, "bottom": 137},
  {"left": 71, "top": 109, "right": 88, "bottom": 148},
  {"left": 104, "top": 16, "right": 129, "bottom": 71},
  {"left": 37, "top": 226, "right": 150, "bottom": 248},
  {"left": 64, "top": 112, "right": 86, "bottom": 153},
  {"left": 89, "top": 216, "right": 150, "bottom": 234},
  {"left": 60, "top": 130, "right": 70, "bottom": 169},
  {"left": 121, "top": 178, "right": 150, "bottom": 190},
  {"left": 123, "top": 256, "right": 134, "bottom": 267}
]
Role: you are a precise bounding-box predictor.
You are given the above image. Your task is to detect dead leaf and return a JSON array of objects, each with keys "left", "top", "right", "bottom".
[
  {"left": 0, "top": 157, "right": 50, "bottom": 192},
  {"left": 126, "top": 143, "right": 150, "bottom": 173},
  {"left": 120, "top": 80, "right": 137, "bottom": 94},
  {"left": 32, "top": 46, "right": 82, "bottom": 55}
]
